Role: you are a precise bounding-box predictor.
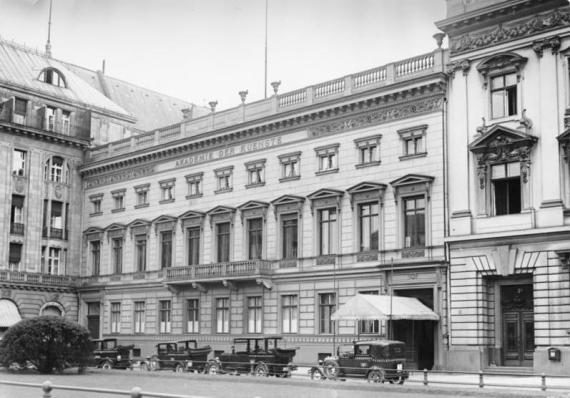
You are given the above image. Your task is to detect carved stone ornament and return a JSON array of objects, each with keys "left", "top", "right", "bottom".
[
  {"left": 470, "top": 125, "right": 538, "bottom": 189},
  {"left": 476, "top": 53, "right": 527, "bottom": 87},
  {"left": 450, "top": 9, "right": 570, "bottom": 54},
  {"left": 532, "top": 36, "right": 562, "bottom": 58},
  {"left": 446, "top": 58, "right": 471, "bottom": 78}
]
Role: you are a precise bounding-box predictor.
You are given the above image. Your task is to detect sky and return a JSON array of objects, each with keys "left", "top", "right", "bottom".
[{"left": 0, "top": 0, "right": 447, "bottom": 111}]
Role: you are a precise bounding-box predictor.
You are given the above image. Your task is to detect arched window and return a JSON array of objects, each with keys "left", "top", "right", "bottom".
[
  {"left": 44, "top": 156, "right": 69, "bottom": 183},
  {"left": 40, "top": 302, "right": 64, "bottom": 317},
  {"left": 38, "top": 67, "right": 67, "bottom": 88}
]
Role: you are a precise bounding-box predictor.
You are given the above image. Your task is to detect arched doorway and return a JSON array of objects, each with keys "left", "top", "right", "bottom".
[{"left": 40, "top": 302, "right": 65, "bottom": 317}]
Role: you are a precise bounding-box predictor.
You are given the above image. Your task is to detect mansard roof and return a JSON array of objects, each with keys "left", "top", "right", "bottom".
[
  {"left": 390, "top": 174, "right": 435, "bottom": 187},
  {"left": 469, "top": 124, "right": 538, "bottom": 154}
]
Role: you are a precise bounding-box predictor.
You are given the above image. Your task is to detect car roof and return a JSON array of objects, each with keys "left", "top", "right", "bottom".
[{"left": 354, "top": 339, "right": 405, "bottom": 346}]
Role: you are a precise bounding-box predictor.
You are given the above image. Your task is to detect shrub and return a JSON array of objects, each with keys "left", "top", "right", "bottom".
[{"left": 0, "top": 316, "right": 93, "bottom": 374}]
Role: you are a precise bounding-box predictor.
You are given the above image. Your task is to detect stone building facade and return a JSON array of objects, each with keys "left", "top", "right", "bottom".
[{"left": 438, "top": 0, "right": 570, "bottom": 374}]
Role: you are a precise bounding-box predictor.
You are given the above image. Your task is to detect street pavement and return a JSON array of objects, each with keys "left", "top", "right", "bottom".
[{"left": 1, "top": 367, "right": 570, "bottom": 398}]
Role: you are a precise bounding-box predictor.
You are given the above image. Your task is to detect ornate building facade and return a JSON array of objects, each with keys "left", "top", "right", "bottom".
[{"left": 438, "top": 0, "right": 570, "bottom": 374}]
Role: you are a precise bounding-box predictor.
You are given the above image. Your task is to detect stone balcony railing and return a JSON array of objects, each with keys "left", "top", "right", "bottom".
[
  {"left": 0, "top": 270, "right": 76, "bottom": 288},
  {"left": 87, "top": 49, "right": 447, "bottom": 162},
  {"left": 166, "top": 260, "right": 273, "bottom": 284}
]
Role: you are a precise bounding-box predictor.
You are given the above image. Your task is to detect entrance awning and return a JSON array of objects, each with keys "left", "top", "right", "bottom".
[
  {"left": 331, "top": 294, "right": 439, "bottom": 321},
  {"left": 0, "top": 299, "right": 22, "bottom": 328}
]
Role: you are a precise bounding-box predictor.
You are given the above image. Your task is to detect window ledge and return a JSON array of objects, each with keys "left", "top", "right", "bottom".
[
  {"left": 215, "top": 188, "right": 233, "bottom": 194},
  {"left": 399, "top": 152, "right": 427, "bottom": 161},
  {"left": 159, "top": 198, "right": 175, "bottom": 204},
  {"left": 134, "top": 203, "right": 149, "bottom": 209},
  {"left": 315, "top": 168, "right": 339, "bottom": 176},
  {"left": 111, "top": 208, "right": 125, "bottom": 213},
  {"left": 355, "top": 161, "right": 381, "bottom": 169},
  {"left": 279, "top": 175, "right": 301, "bottom": 183},
  {"left": 245, "top": 182, "right": 265, "bottom": 189},
  {"left": 185, "top": 193, "right": 203, "bottom": 200},
  {"left": 89, "top": 212, "right": 103, "bottom": 217}
]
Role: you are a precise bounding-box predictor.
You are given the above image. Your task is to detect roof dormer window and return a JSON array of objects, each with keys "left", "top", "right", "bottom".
[{"left": 39, "top": 67, "right": 67, "bottom": 88}]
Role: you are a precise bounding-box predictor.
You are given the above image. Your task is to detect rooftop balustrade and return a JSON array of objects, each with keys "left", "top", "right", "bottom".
[{"left": 87, "top": 49, "right": 447, "bottom": 162}]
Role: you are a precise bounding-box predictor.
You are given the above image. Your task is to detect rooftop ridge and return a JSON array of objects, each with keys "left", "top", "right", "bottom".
[{"left": 0, "top": 36, "right": 45, "bottom": 57}]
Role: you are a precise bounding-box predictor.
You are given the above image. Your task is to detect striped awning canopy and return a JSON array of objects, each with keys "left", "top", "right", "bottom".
[
  {"left": 0, "top": 299, "right": 22, "bottom": 328},
  {"left": 331, "top": 294, "right": 439, "bottom": 321}
]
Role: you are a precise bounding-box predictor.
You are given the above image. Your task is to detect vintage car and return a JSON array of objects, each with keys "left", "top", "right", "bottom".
[
  {"left": 90, "top": 338, "right": 142, "bottom": 370},
  {"left": 149, "top": 340, "right": 212, "bottom": 372},
  {"left": 313, "top": 340, "right": 409, "bottom": 384},
  {"left": 206, "top": 336, "right": 297, "bottom": 377}
]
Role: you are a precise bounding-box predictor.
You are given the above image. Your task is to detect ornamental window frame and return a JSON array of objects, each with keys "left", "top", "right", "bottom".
[
  {"left": 180, "top": 210, "right": 205, "bottom": 266},
  {"left": 278, "top": 151, "right": 301, "bottom": 182},
  {"left": 207, "top": 206, "right": 236, "bottom": 263},
  {"left": 398, "top": 124, "right": 427, "bottom": 160},
  {"left": 214, "top": 166, "right": 233, "bottom": 194},
  {"left": 89, "top": 194, "right": 103, "bottom": 216},
  {"left": 245, "top": 159, "right": 266, "bottom": 188},
  {"left": 159, "top": 178, "right": 176, "bottom": 203},
  {"left": 354, "top": 135, "right": 382, "bottom": 168},
  {"left": 134, "top": 183, "right": 150, "bottom": 209},
  {"left": 12, "top": 149, "right": 27, "bottom": 177},
  {"left": 315, "top": 144, "right": 340, "bottom": 175},
  {"left": 111, "top": 189, "right": 126, "bottom": 213},
  {"left": 185, "top": 172, "right": 203, "bottom": 199},
  {"left": 307, "top": 189, "right": 344, "bottom": 263},
  {"left": 271, "top": 195, "right": 305, "bottom": 266},
  {"left": 38, "top": 67, "right": 67, "bottom": 88}
]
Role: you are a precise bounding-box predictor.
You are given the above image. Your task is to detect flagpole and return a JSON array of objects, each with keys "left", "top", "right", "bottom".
[{"left": 264, "top": 0, "right": 268, "bottom": 99}]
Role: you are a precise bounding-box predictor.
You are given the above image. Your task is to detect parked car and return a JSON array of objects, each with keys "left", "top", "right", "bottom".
[
  {"left": 90, "top": 338, "right": 143, "bottom": 370},
  {"left": 313, "top": 340, "right": 408, "bottom": 384},
  {"left": 206, "top": 336, "right": 297, "bottom": 377},
  {"left": 149, "top": 340, "right": 211, "bottom": 373}
]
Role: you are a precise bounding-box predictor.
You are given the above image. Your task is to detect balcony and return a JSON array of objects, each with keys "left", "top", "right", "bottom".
[
  {"left": 0, "top": 270, "right": 75, "bottom": 289},
  {"left": 165, "top": 260, "right": 274, "bottom": 290},
  {"left": 9, "top": 223, "right": 24, "bottom": 235},
  {"left": 42, "top": 227, "right": 68, "bottom": 240}
]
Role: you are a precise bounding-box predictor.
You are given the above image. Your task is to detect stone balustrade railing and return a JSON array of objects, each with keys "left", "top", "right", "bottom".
[
  {"left": 0, "top": 270, "right": 75, "bottom": 287},
  {"left": 166, "top": 260, "right": 273, "bottom": 281},
  {"left": 86, "top": 49, "right": 447, "bottom": 163}
]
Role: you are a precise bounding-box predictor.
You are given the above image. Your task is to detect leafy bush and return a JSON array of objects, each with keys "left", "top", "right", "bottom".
[{"left": 0, "top": 316, "right": 93, "bottom": 374}]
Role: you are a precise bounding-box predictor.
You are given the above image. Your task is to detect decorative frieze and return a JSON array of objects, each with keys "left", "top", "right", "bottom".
[
  {"left": 85, "top": 165, "right": 155, "bottom": 189},
  {"left": 532, "top": 36, "right": 561, "bottom": 57}
]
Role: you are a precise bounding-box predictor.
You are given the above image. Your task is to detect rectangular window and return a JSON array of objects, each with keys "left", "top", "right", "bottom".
[
  {"left": 247, "top": 296, "right": 262, "bottom": 334},
  {"left": 279, "top": 152, "right": 301, "bottom": 181},
  {"left": 354, "top": 135, "right": 382, "bottom": 166},
  {"left": 398, "top": 125, "right": 427, "bottom": 158},
  {"left": 13, "top": 98, "right": 27, "bottom": 124},
  {"left": 159, "top": 179, "right": 176, "bottom": 202},
  {"left": 159, "top": 300, "right": 171, "bottom": 333},
  {"left": 281, "top": 214, "right": 298, "bottom": 259},
  {"left": 215, "top": 297, "right": 230, "bottom": 333},
  {"left": 160, "top": 231, "right": 172, "bottom": 268},
  {"left": 91, "top": 240, "right": 101, "bottom": 276},
  {"left": 359, "top": 203, "right": 379, "bottom": 252},
  {"left": 50, "top": 200, "right": 63, "bottom": 230},
  {"left": 215, "top": 167, "right": 233, "bottom": 193},
  {"left": 134, "top": 301, "right": 145, "bottom": 334},
  {"left": 405, "top": 136, "right": 424, "bottom": 155},
  {"left": 186, "top": 299, "right": 199, "bottom": 333},
  {"left": 185, "top": 173, "right": 203, "bottom": 198},
  {"left": 12, "top": 149, "right": 26, "bottom": 176},
  {"left": 92, "top": 198, "right": 102, "bottom": 214},
  {"left": 10, "top": 195, "right": 24, "bottom": 235},
  {"left": 46, "top": 106, "right": 56, "bottom": 131},
  {"left": 318, "top": 151, "right": 337, "bottom": 171},
  {"left": 134, "top": 184, "right": 149, "bottom": 208},
  {"left": 491, "top": 73, "right": 517, "bottom": 119},
  {"left": 216, "top": 222, "right": 230, "bottom": 262},
  {"left": 358, "top": 291, "right": 379, "bottom": 334},
  {"left": 62, "top": 111, "right": 71, "bottom": 135},
  {"left": 404, "top": 196, "right": 426, "bottom": 248},
  {"left": 135, "top": 234, "right": 147, "bottom": 272},
  {"left": 281, "top": 295, "right": 298, "bottom": 334},
  {"left": 492, "top": 163, "right": 521, "bottom": 215},
  {"left": 113, "top": 193, "right": 124, "bottom": 211},
  {"left": 319, "top": 293, "right": 336, "bottom": 334},
  {"left": 247, "top": 218, "right": 263, "bottom": 260},
  {"left": 50, "top": 156, "right": 63, "bottom": 182},
  {"left": 110, "top": 302, "right": 121, "bottom": 334},
  {"left": 245, "top": 160, "right": 265, "bottom": 187},
  {"left": 187, "top": 227, "right": 200, "bottom": 265},
  {"left": 318, "top": 208, "right": 338, "bottom": 255},
  {"left": 47, "top": 247, "right": 61, "bottom": 275},
  {"left": 9, "top": 243, "right": 22, "bottom": 271},
  {"left": 112, "top": 238, "right": 123, "bottom": 274}
]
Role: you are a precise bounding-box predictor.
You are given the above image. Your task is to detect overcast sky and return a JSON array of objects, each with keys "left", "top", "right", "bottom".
[{"left": 0, "top": 0, "right": 447, "bottom": 110}]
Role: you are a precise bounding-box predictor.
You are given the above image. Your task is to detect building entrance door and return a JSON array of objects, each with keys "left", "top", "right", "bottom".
[
  {"left": 87, "top": 302, "right": 100, "bottom": 339},
  {"left": 501, "top": 284, "right": 533, "bottom": 367}
]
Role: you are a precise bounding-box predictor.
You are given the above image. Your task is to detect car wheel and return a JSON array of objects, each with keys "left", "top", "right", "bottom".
[
  {"left": 322, "top": 360, "right": 339, "bottom": 380},
  {"left": 101, "top": 361, "right": 113, "bottom": 370},
  {"left": 149, "top": 356, "right": 159, "bottom": 371},
  {"left": 367, "top": 369, "right": 385, "bottom": 383},
  {"left": 310, "top": 368, "right": 325, "bottom": 381},
  {"left": 397, "top": 376, "right": 405, "bottom": 385},
  {"left": 254, "top": 363, "right": 269, "bottom": 377},
  {"left": 175, "top": 363, "right": 184, "bottom": 373},
  {"left": 206, "top": 362, "right": 220, "bottom": 375}
]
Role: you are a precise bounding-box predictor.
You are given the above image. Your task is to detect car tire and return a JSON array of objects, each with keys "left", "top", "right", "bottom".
[
  {"left": 397, "top": 376, "right": 405, "bottom": 385},
  {"left": 206, "top": 362, "right": 220, "bottom": 375},
  {"left": 149, "top": 356, "right": 159, "bottom": 371},
  {"left": 175, "top": 363, "right": 184, "bottom": 373},
  {"left": 254, "top": 363, "right": 269, "bottom": 377},
  {"left": 310, "top": 368, "right": 325, "bottom": 381},
  {"left": 367, "top": 369, "right": 385, "bottom": 383},
  {"left": 101, "top": 361, "right": 113, "bottom": 370},
  {"left": 322, "top": 360, "right": 339, "bottom": 380}
]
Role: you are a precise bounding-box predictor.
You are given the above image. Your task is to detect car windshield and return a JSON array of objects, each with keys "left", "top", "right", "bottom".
[
  {"left": 101, "top": 340, "right": 116, "bottom": 350},
  {"left": 390, "top": 344, "right": 405, "bottom": 357},
  {"left": 355, "top": 344, "right": 371, "bottom": 355}
]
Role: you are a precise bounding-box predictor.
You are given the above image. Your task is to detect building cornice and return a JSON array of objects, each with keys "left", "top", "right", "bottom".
[{"left": 0, "top": 120, "right": 90, "bottom": 148}]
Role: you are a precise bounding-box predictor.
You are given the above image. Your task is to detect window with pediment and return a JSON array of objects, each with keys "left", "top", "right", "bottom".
[
  {"left": 180, "top": 211, "right": 205, "bottom": 266},
  {"left": 129, "top": 220, "right": 150, "bottom": 272},
  {"left": 476, "top": 53, "right": 527, "bottom": 121},
  {"left": 208, "top": 206, "right": 236, "bottom": 263},
  {"left": 85, "top": 227, "right": 104, "bottom": 276},
  {"left": 106, "top": 224, "right": 126, "bottom": 274},
  {"left": 238, "top": 201, "right": 269, "bottom": 260},
  {"left": 271, "top": 195, "right": 305, "bottom": 266},
  {"left": 308, "top": 189, "right": 344, "bottom": 263},
  {"left": 390, "top": 174, "right": 434, "bottom": 258},
  {"left": 154, "top": 216, "right": 176, "bottom": 269},
  {"left": 469, "top": 125, "right": 537, "bottom": 217}
]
